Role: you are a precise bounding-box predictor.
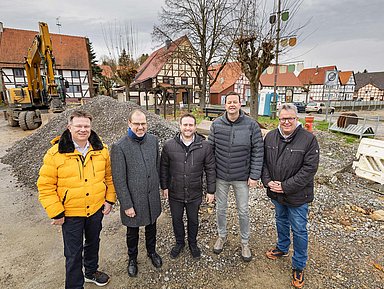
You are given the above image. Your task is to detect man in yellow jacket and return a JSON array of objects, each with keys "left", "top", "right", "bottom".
[{"left": 37, "top": 110, "right": 116, "bottom": 289}]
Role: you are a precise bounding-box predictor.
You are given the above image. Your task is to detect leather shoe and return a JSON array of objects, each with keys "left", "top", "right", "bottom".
[
  {"left": 147, "top": 252, "right": 163, "bottom": 268},
  {"left": 189, "top": 245, "right": 201, "bottom": 259},
  {"left": 170, "top": 243, "right": 185, "bottom": 259},
  {"left": 127, "top": 259, "right": 138, "bottom": 277}
]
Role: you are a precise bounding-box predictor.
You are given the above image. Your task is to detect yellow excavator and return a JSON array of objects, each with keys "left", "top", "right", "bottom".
[{"left": 5, "top": 22, "right": 66, "bottom": 130}]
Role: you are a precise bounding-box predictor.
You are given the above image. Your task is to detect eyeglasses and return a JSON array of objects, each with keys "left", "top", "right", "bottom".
[
  {"left": 279, "top": 117, "right": 297, "bottom": 123},
  {"left": 131, "top": 122, "right": 147, "bottom": 127}
]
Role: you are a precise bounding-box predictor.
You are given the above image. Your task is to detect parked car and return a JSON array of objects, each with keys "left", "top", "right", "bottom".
[
  {"left": 305, "top": 102, "right": 335, "bottom": 114},
  {"left": 291, "top": 102, "right": 306, "bottom": 113},
  {"left": 277, "top": 102, "right": 306, "bottom": 113}
]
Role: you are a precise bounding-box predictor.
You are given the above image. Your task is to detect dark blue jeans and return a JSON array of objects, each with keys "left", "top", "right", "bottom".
[
  {"left": 169, "top": 198, "right": 202, "bottom": 247},
  {"left": 272, "top": 199, "right": 309, "bottom": 271},
  {"left": 62, "top": 208, "right": 103, "bottom": 289}
]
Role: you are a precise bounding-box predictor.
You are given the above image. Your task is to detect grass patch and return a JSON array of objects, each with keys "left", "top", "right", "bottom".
[
  {"left": 314, "top": 120, "right": 359, "bottom": 144},
  {"left": 257, "top": 116, "right": 279, "bottom": 129},
  {"left": 313, "top": 120, "right": 329, "bottom": 131}
]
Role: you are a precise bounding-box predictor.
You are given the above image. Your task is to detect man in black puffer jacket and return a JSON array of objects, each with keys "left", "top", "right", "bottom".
[
  {"left": 208, "top": 91, "right": 264, "bottom": 262},
  {"left": 262, "top": 103, "right": 319, "bottom": 289},
  {"left": 160, "top": 113, "right": 216, "bottom": 259}
]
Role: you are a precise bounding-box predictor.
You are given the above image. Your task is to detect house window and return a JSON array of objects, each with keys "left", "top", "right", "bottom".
[
  {"left": 71, "top": 70, "right": 80, "bottom": 78},
  {"left": 181, "top": 77, "right": 188, "bottom": 85},
  {"left": 13, "top": 68, "right": 24, "bottom": 77},
  {"left": 68, "top": 85, "right": 81, "bottom": 93},
  {"left": 163, "top": 76, "right": 174, "bottom": 85}
]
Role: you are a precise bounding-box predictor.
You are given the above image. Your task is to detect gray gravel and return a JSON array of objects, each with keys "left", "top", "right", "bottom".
[
  {"left": 2, "top": 99, "right": 383, "bottom": 288},
  {"left": 1, "top": 95, "right": 179, "bottom": 189}
]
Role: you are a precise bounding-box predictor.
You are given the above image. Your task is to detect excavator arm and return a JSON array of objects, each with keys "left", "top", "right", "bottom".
[{"left": 6, "top": 22, "right": 65, "bottom": 130}]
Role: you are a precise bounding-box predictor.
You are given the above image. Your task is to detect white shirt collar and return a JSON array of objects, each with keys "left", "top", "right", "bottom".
[{"left": 73, "top": 141, "right": 90, "bottom": 157}]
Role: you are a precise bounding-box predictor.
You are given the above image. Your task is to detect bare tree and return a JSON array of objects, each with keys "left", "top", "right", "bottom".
[
  {"left": 101, "top": 21, "right": 140, "bottom": 100},
  {"left": 154, "top": 0, "right": 241, "bottom": 107},
  {"left": 236, "top": 0, "right": 304, "bottom": 119}
]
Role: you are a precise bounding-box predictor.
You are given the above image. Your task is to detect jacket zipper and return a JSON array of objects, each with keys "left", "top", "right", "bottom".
[{"left": 62, "top": 190, "right": 68, "bottom": 205}]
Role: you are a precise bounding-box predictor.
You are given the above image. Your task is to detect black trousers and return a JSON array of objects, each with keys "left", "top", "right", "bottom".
[
  {"left": 62, "top": 208, "right": 103, "bottom": 289},
  {"left": 169, "top": 198, "right": 201, "bottom": 247},
  {"left": 126, "top": 221, "right": 157, "bottom": 260}
]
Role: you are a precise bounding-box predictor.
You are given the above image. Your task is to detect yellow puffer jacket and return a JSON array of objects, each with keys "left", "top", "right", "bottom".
[{"left": 37, "top": 130, "right": 116, "bottom": 218}]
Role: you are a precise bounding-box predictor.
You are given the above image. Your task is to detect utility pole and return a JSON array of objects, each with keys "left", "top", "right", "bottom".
[
  {"left": 271, "top": 0, "right": 281, "bottom": 120},
  {"left": 56, "top": 17, "right": 62, "bottom": 44}
]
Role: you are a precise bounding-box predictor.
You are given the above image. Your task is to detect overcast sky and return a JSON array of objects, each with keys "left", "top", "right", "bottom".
[{"left": 1, "top": 0, "right": 383, "bottom": 73}]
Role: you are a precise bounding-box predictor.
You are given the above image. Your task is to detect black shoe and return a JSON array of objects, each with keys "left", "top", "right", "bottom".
[
  {"left": 170, "top": 243, "right": 185, "bottom": 259},
  {"left": 127, "top": 259, "right": 138, "bottom": 277},
  {"left": 148, "top": 252, "right": 163, "bottom": 268},
  {"left": 189, "top": 245, "right": 201, "bottom": 259},
  {"left": 84, "top": 270, "right": 110, "bottom": 286}
]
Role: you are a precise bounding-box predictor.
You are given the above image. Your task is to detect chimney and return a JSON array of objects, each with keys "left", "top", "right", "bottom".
[
  {"left": 165, "top": 39, "right": 171, "bottom": 49},
  {"left": 0, "top": 22, "right": 3, "bottom": 33}
]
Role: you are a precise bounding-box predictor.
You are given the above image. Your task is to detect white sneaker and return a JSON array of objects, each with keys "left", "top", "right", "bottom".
[
  {"left": 241, "top": 243, "right": 252, "bottom": 262},
  {"left": 213, "top": 237, "right": 226, "bottom": 254}
]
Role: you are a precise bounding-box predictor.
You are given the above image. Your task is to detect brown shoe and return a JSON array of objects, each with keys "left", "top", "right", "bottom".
[
  {"left": 266, "top": 247, "right": 289, "bottom": 260},
  {"left": 291, "top": 269, "right": 304, "bottom": 288}
]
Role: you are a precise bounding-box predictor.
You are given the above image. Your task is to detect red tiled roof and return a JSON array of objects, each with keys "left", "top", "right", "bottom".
[
  {"left": 209, "top": 62, "right": 242, "bottom": 93},
  {"left": 133, "top": 35, "right": 189, "bottom": 84},
  {"left": 298, "top": 65, "right": 337, "bottom": 85},
  {"left": 260, "top": 68, "right": 303, "bottom": 87},
  {"left": 209, "top": 62, "right": 303, "bottom": 94},
  {"left": 339, "top": 71, "right": 353, "bottom": 85},
  {"left": 0, "top": 27, "right": 90, "bottom": 70}
]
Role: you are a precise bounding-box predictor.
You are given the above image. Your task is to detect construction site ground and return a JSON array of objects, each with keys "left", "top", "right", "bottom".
[{"left": 0, "top": 109, "right": 383, "bottom": 289}]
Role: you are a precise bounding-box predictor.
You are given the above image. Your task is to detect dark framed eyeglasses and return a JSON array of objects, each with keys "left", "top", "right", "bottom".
[{"left": 279, "top": 117, "right": 297, "bottom": 123}]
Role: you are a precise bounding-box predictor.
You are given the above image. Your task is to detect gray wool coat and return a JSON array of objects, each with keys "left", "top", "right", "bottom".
[{"left": 110, "top": 133, "right": 161, "bottom": 227}]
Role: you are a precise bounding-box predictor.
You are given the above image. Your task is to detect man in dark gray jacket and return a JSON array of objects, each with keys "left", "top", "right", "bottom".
[
  {"left": 208, "top": 91, "right": 264, "bottom": 262},
  {"left": 111, "top": 109, "right": 162, "bottom": 278},
  {"left": 160, "top": 113, "right": 215, "bottom": 259},
  {"left": 262, "top": 103, "right": 319, "bottom": 288}
]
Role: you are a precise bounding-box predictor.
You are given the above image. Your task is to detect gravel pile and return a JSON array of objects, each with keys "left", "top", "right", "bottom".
[{"left": 1, "top": 95, "right": 179, "bottom": 189}]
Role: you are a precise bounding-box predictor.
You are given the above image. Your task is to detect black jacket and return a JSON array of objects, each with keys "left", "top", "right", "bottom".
[
  {"left": 208, "top": 110, "right": 264, "bottom": 181},
  {"left": 160, "top": 133, "right": 216, "bottom": 203},
  {"left": 261, "top": 125, "right": 320, "bottom": 206}
]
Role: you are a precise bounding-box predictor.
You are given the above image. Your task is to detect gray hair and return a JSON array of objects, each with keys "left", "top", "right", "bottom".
[{"left": 278, "top": 103, "right": 298, "bottom": 116}]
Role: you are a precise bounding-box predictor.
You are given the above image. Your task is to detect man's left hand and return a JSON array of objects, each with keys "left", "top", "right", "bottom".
[
  {"left": 248, "top": 178, "right": 258, "bottom": 188},
  {"left": 102, "top": 202, "right": 112, "bottom": 215}
]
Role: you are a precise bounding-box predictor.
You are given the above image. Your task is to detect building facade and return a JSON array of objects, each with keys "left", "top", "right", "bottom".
[
  {"left": 131, "top": 36, "right": 201, "bottom": 106},
  {"left": 0, "top": 22, "right": 92, "bottom": 103},
  {"left": 354, "top": 72, "right": 384, "bottom": 101}
]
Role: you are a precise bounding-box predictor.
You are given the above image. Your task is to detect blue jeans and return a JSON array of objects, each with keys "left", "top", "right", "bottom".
[
  {"left": 272, "top": 199, "right": 309, "bottom": 271},
  {"left": 215, "top": 178, "right": 250, "bottom": 243}
]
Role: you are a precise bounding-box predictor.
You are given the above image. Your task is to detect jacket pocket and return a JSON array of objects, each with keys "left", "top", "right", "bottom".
[
  {"left": 61, "top": 190, "right": 68, "bottom": 205},
  {"left": 287, "top": 149, "right": 305, "bottom": 168}
]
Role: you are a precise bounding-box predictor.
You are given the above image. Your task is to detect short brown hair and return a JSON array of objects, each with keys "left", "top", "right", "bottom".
[
  {"left": 68, "top": 110, "right": 93, "bottom": 124},
  {"left": 224, "top": 91, "right": 241, "bottom": 103},
  {"left": 179, "top": 113, "right": 196, "bottom": 125}
]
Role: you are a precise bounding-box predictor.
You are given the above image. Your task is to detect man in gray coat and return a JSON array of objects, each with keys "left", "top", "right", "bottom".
[
  {"left": 111, "top": 109, "right": 162, "bottom": 278},
  {"left": 208, "top": 91, "right": 264, "bottom": 262}
]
